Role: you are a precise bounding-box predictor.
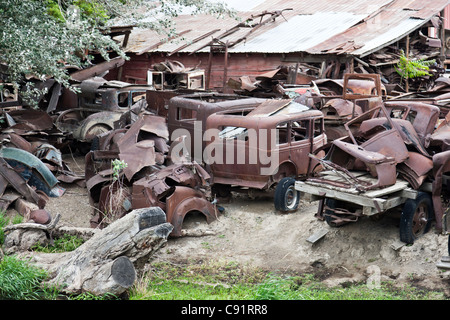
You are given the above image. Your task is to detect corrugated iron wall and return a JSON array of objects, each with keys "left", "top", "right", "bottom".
[{"left": 445, "top": 4, "right": 450, "bottom": 29}]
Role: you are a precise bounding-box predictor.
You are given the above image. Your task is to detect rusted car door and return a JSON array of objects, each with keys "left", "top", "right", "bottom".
[{"left": 288, "top": 119, "right": 311, "bottom": 176}]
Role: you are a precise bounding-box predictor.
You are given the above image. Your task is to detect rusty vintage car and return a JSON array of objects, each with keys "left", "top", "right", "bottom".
[
  {"left": 205, "top": 98, "right": 327, "bottom": 212},
  {"left": 54, "top": 77, "right": 153, "bottom": 153},
  {"left": 167, "top": 93, "right": 266, "bottom": 162}
]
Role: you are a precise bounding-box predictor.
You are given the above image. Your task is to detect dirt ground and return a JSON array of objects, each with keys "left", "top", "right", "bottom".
[{"left": 16, "top": 154, "right": 450, "bottom": 296}]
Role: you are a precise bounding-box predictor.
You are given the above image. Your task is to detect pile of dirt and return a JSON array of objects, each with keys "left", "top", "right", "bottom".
[
  {"left": 154, "top": 194, "right": 450, "bottom": 295},
  {"left": 9, "top": 154, "right": 450, "bottom": 296}
]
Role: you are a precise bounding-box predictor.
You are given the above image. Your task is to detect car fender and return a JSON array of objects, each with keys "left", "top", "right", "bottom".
[
  {"left": 166, "top": 186, "right": 217, "bottom": 237},
  {"left": 77, "top": 111, "right": 121, "bottom": 141}
]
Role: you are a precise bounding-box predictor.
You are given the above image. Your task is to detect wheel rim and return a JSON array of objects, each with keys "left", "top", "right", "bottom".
[
  {"left": 285, "top": 186, "right": 298, "bottom": 210},
  {"left": 412, "top": 203, "right": 429, "bottom": 236}
]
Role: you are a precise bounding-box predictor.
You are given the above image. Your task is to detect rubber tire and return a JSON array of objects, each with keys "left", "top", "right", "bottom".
[
  {"left": 274, "top": 177, "right": 300, "bottom": 213},
  {"left": 400, "top": 192, "right": 434, "bottom": 244}
]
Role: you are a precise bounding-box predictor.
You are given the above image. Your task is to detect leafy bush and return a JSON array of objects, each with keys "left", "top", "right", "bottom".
[{"left": 395, "top": 49, "right": 435, "bottom": 80}]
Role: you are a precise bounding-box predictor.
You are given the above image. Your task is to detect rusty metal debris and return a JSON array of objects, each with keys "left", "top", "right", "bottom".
[
  {"left": 85, "top": 113, "right": 217, "bottom": 236},
  {"left": 299, "top": 75, "right": 450, "bottom": 237}
]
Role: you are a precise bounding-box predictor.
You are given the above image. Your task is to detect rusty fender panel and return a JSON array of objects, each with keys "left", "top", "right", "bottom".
[
  {"left": 397, "top": 152, "right": 433, "bottom": 189},
  {"left": 166, "top": 186, "right": 217, "bottom": 237},
  {"left": 131, "top": 162, "right": 211, "bottom": 211},
  {"left": 432, "top": 150, "right": 450, "bottom": 232}
]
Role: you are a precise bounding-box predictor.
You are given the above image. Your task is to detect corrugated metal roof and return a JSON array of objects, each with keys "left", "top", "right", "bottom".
[
  {"left": 229, "top": 12, "right": 368, "bottom": 53},
  {"left": 306, "top": 0, "right": 450, "bottom": 56},
  {"left": 351, "top": 17, "right": 426, "bottom": 56},
  {"left": 117, "top": 0, "right": 450, "bottom": 56}
]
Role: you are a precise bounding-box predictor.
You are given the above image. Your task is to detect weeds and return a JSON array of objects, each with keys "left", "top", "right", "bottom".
[
  {"left": 129, "top": 260, "right": 448, "bottom": 300},
  {"left": 31, "top": 234, "right": 85, "bottom": 253},
  {"left": 0, "top": 255, "right": 58, "bottom": 300},
  {"left": 0, "top": 210, "right": 22, "bottom": 244}
]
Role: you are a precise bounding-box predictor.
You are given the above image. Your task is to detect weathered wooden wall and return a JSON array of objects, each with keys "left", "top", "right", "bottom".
[{"left": 107, "top": 52, "right": 288, "bottom": 92}]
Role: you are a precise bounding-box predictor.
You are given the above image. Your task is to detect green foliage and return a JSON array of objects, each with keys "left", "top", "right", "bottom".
[
  {"left": 0, "top": 210, "right": 22, "bottom": 245},
  {"left": 130, "top": 260, "right": 266, "bottom": 300},
  {"left": 129, "top": 260, "right": 447, "bottom": 300},
  {"left": 0, "top": 0, "right": 125, "bottom": 106},
  {"left": 45, "top": 0, "right": 110, "bottom": 24},
  {"left": 0, "top": 0, "right": 235, "bottom": 107},
  {"left": 31, "top": 234, "right": 85, "bottom": 253},
  {"left": 0, "top": 255, "right": 58, "bottom": 300},
  {"left": 111, "top": 158, "right": 127, "bottom": 181},
  {"left": 395, "top": 49, "right": 436, "bottom": 80},
  {"left": 69, "top": 291, "right": 119, "bottom": 300}
]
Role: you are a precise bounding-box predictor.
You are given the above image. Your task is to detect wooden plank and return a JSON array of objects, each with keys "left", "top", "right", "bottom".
[
  {"left": 363, "top": 180, "right": 410, "bottom": 198},
  {"left": 306, "top": 228, "right": 329, "bottom": 244},
  {"left": 436, "top": 261, "right": 450, "bottom": 270},
  {"left": 295, "top": 181, "right": 409, "bottom": 215}
]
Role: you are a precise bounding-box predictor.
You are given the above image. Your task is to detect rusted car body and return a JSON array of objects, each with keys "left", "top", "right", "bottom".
[
  {"left": 205, "top": 98, "right": 326, "bottom": 211},
  {"left": 131, "top": 162, "right": 216, "bottom": 237},
  {"left": 318, "top": 105, "right": 409, "bottom": 191},
  {"left": 317, "top": 73, "right": 386, "bottom": 142},
  {"left": 167, "top": 93, "right": 266, "bottom": 162},
  {"left": 84, "top": 114, "right": 217, "bottom": 236},
  {"left": 296, "top": 99, "right": 450, "bottom": 244},
  {"left": 54, "top": 77, "right": 153, "bottom": 151}
]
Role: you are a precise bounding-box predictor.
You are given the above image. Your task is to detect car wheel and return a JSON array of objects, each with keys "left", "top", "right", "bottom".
[
  {"left": 400, "top": 192, "right": 434, "bottom": 244},
  {"left": 274, "top": 177, "right": 300, "bottom": 213}
]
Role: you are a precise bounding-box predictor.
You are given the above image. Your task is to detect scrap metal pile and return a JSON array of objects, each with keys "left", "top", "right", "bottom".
[
  {"left": 0, "top": 108, "right": 83, "bottom": 224},
  {"left": 84, "top": 112, "right": 218, "bottom": 237},
  {"left": 306, "top": 90, "right": 450, "bottom": 232},
  {"left": 0, "top": 57, "right": 448, "bottom": 241}
]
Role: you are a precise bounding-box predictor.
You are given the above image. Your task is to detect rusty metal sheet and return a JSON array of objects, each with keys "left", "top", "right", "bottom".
[
  {"left": 431, "top": 150, "right": 450, "bottom": 232},
  {"left": 116, "top": 114, "right": 169, "bottom": 180},
  {"left": 166, "top": 186, "right": 217, "bottom": 237},
  {"left": 246, "top": 99, "right": 291, "bottom": 116},
  {"left": 4, "top": 109, "right": 54, "bottom": 133},
  {"left": 0, "top": 158, "right": 46, "bottom": 209},
  {"left": 321, "top": 98, "right": 362, "bottom": 119},
  {"left": 427, "top": 113, "right": 450, "bottom": 152},
  {"left": 384, "top": 101, "right": 440, "bottom": 146},
  {"left": 331, "top": 139, "right": 397, "bottom": 190},
  {"left": 0, "top": 133, "right": 33, "bottom": 153},
  {"left": 397, "top": 151, "right": 433, "bottom": 189}
]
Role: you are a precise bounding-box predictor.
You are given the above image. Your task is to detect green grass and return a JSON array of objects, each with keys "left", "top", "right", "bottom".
[
  {"left": 129, "top": 260, "right": 447, "bottom": 300},
  {"left": 0, "top": 255, "right": 58, "bottom": 300},
  {"left": 31, "top": 234, "right": 85, "bottom": 253},
  {"left": 0, "top": 210, "right": 23, "bottom": 244}
]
